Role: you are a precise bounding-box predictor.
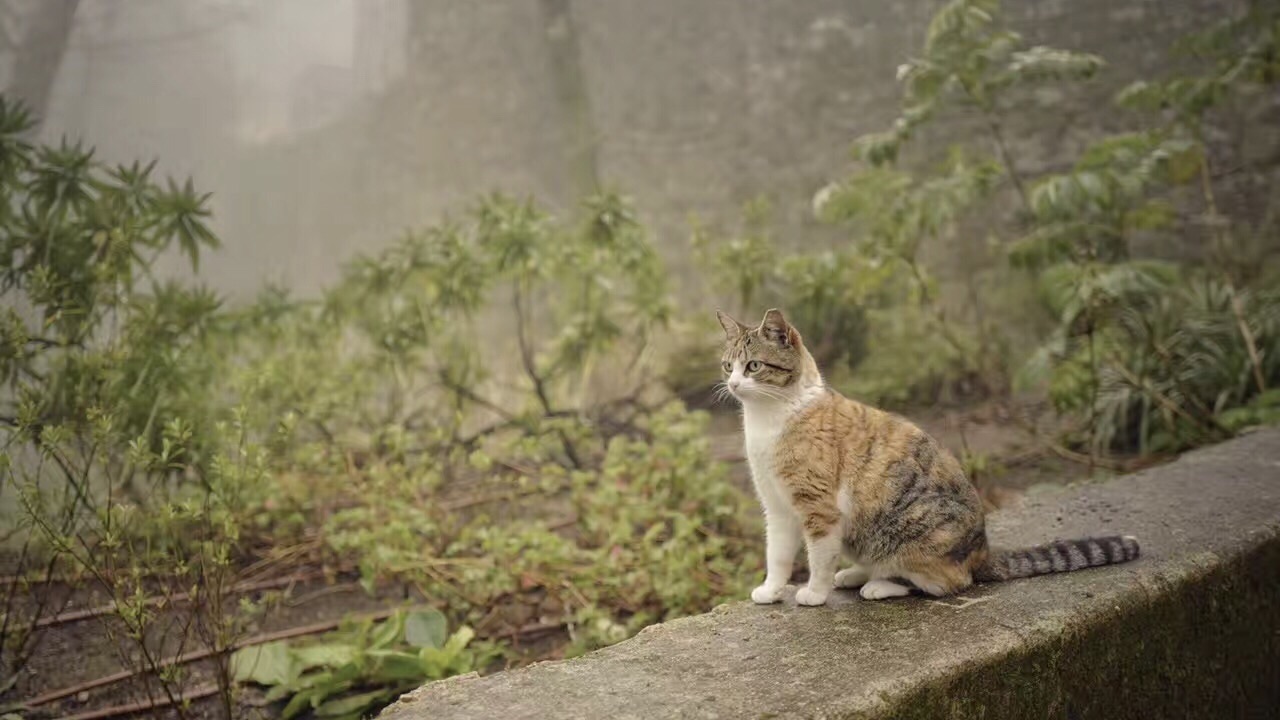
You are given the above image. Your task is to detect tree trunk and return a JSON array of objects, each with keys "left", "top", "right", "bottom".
[{"left": 537, "top": 0, "right": 600, "bottom": 201}]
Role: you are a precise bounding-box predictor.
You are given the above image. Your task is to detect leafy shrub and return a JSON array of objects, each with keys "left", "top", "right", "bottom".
[
  {"left": 321, "top": 403, "right": 759, "bottom": 656},
  {"left": 213, "top": 191, "right": 764, "bottom": 676},
  {"left": 231, "top": 609, "right": 494, "bottom": 720},
  {"left": 1, "top": 96, "right": 757, "bottom": 715},
  {"left": 1032, "top": 273, "right": 1280, "bottom": 454},
  {"left": 851, "top": 0, "right": 1102, "bottom": 191},
  {"left": 806, "top": 0, "right": 1104, "bottom": 404},
  {"left": 0, "top": 96, "right": 253, "bottom": 713},
  {"left": 689, "top": 199, "right": 874, "bottom": 376},
  {"left": 1014, "top": 2, "right": 1280, "bottom": 455},
  {"left": 815, "top": 152, "right": 1003, "bottom": 401}
]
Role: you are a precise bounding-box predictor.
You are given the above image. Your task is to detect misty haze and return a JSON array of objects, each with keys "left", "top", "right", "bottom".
[{"left": 1, "top": 1, "right": 1278, "bottom": 718}]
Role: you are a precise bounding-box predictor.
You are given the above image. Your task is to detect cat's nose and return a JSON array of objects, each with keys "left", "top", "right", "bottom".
[{"left": 728, "top": 379, "right": 741, "bottom": 391}]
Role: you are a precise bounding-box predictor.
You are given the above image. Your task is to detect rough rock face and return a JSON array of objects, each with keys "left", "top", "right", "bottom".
[{"left": 379, "top": 427, "right": 1280, "bottom": 719}]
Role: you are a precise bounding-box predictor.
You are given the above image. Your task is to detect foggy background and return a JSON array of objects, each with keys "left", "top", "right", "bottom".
[{"left": 1, "top": 0, "right": 1232, "bottom": 299}]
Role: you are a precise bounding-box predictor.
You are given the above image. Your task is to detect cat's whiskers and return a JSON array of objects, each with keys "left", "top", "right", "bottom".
[
  {"left": 711, "top": 382, "right": 736, "bottom": 405},
  {"left": 740, "top": 384, "right": 795, "bottom": 405}
]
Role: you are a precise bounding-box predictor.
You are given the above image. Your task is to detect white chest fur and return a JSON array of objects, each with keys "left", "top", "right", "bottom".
[
  {"left": 740, "top": 386, "right": 826, "bottom": 513},
  {"left": 741, "top": 402, "right": 795, "bottom": 512}
]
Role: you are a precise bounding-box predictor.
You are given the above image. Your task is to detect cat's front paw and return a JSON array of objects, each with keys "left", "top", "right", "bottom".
[
  {"left": 751, "top": 584, "right": 785, "bottom": 604},
  {"left": 794, "top": 586, "right": 829, "bottom": 606}
]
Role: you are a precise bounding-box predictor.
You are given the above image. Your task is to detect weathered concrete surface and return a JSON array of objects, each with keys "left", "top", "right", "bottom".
[{"left": 381, "top": 428, "right": 1280, "bottom": 720}]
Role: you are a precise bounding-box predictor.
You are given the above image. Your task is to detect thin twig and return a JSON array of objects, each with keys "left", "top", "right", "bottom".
[
  {"left": 984, "top": 112, "right": 1031, "bottom": 212},
  {"left": 512, "top": 283, "right": 582, "bottom": 468},
  {"left": 1198, "top": 153, "right": 1267, "bottom": 394},
  {"left": 488, "top": 620, "right": 566, "bottom": 641},
  {"left": 1045, "top": 442, "right": 1152, "bottom": 473},
  {"left": 284, "top": 583, "right": 359, "bottom": 608},
  {"left": 1106, "top": 354, "right": 1225, "bottom": 436},
  {"left": 439, "top": 487, "right": 550, "bottom": 512},
  {"left": 33, "top": 571, "right": 326, "bottom": 629},
  {"left": 57, "top": 683, "right": 221, "bottom": 720},
  {"left": 437, "top": 370, "right": 515, "bottom": 422},
  {"left": 23, "top": 606, "right": 412, "bottom": 708},
  {"left": 547, "top": 515, "right": 579, "bottom": 531},
  {"left": 1229, "top": 291, "right": 1267, "bottom": 394},
  {"left": 960, "top": 81, "right": 1031, "bottom": 213}
]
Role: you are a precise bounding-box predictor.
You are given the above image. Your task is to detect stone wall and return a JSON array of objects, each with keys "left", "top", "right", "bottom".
[{"left": 378, "top": 427, "right": 1280, "bottom": 719}]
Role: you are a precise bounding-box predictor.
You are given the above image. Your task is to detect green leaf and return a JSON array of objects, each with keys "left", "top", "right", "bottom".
[
  {"left": 231, "top": 641, "right": 296, "bottom": 687},
  {"left": 368, "top": 612, "right": 405, "bottom": 650},
  {"left": 1116, "top": 80, "right": 1165, "bottom": 111},
  {"left": 367, "top": 649, "right": 429, "bottom": 681},
  {"left": 420, "top": 626, "right": 476, "bottom": 679},
  {"left": 281, "top": 688, "right": 320, "bottom": 720},
  {"left": 405, "top": 609, "right": 448, "bottom": 648},
  {"left": 1006, "top": 46, "right": 1104, "bottom": 83},
  {"left": 316, "top": 689, "right": 391, "bottom": 718},
  {"left": 445, "top": 625, "right": 475, "bottom": 653},
  {"left": 264, "top": 683, "right": 295, "bottom": 703},
  {"left": 292, "top": 643, "right": 358, "bottom": 671}
]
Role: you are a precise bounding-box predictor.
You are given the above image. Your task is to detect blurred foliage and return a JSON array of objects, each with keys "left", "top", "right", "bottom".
[
  {"left": 815, "top": 150, "right": 1005, "bottom": 401},
  {"left": 231, "top": 609, "right": 497, "bottom": 720},
  {"left": 690, "top": 198, "right": 881, "bottom": 378},
  {"left": 852, "top": 0, "right": 1102, "bottom": 182}
]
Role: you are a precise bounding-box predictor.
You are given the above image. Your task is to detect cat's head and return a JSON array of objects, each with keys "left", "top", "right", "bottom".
[{"left": 716, "top": 308, "right": 819, "bottom": 403}]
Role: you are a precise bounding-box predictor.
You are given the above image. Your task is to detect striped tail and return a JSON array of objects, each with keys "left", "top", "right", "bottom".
[{"left": 973, "top": 535, "right": 1140, "bottom": 582}]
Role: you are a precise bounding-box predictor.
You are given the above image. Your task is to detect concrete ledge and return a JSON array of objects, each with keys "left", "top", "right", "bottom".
[{"left": 380, "top": 429, "right": 1280, "bottom": 720}]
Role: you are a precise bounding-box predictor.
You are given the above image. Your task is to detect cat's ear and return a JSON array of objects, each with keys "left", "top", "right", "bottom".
[
  {"left": 759, "top": 308, "right": 797, "bottom": 347},
  {"left": 717, "top": 310, "right": 747, "bottom": 339}
]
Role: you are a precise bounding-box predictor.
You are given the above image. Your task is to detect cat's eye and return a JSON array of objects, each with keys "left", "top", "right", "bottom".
[
  {"left": 721, "top": 361, "right": 732, "bottom": 373},
  {"left": 746, "top": 360, "right": 763, "bottom": 373}
]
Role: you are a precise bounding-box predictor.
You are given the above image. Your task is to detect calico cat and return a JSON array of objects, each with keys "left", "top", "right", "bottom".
[{"left": 717, "top": 308, "right": 1140, "bottom": 606}]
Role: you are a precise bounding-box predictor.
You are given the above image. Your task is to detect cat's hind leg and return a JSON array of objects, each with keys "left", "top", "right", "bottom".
[
  {"left": 834, "top": 564, "right": 871, "bottom": 589},
  {"left": 858, "top": 578, "right": 912, "bottom": 600}
]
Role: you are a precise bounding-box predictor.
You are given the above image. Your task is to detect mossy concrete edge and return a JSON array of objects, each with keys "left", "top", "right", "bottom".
[{"left": 870, "top": 527, "right": 1280, "bottom": 719}]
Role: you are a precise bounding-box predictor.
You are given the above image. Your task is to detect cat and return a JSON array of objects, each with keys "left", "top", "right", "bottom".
[{"left": 717, "top": 308, "right": 1140, "bottom": 606}]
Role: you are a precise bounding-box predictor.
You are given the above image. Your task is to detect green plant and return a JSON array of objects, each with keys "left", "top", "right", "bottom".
[
  {"left": 1217, "top": 389, "right": 1280, "bottom": 433},
  {"left": 1041, "top": 276, "right": 1280, "bottom": 454},
  {"left": 817, "top": 150, "right": 1004, "bottom": 400},
  {"left": 689, "top": 198, "right": 880, "bottom": 379},
  {"left": 0, "top": 96, "right": 252, "bottom": 715},
  {"left": 854, "top": 0, "right": 1102, "bottom": 206},
  {"left": 799, "top": 0, "right": 1109, "bottom": 405},
  {"left": 1010, "top": 132, "right": 1201, "bottom": 270},
  {"left": 690, "top": 197, "right": 777, "bottom": 313},
  {"left": 320, "top": 402, "right": 759, "bottom": 657},
  {"left": 232, "top": 609, "right": 493, "bottom": 720},
  {"left": 0, "top": 109, "right": 761, "bottom": 712},
  {"left": 1014, "top": 3, "right": 1280, "bottom": 456}
]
